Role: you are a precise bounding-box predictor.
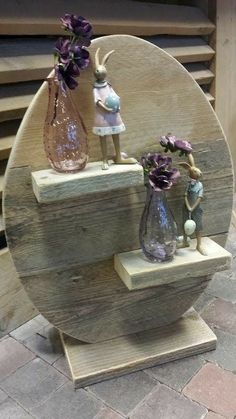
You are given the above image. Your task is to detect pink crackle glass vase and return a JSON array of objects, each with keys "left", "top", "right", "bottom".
[{"left": 43, "top": 76, "right": 88, "bottom": 173}]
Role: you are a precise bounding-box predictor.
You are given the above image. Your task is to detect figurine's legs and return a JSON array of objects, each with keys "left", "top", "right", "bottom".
[
  {"left": 177, "top": 232, "right": 190, "bottom": 248},
  {"left": 112, "top": 134, "right": 137, "bottom": 164},
  {"left": 196, "top": 231, "right": 207, "bottom": 256},
  {"left": 99, "top": 136, "right": 109, "bottom": 170}
]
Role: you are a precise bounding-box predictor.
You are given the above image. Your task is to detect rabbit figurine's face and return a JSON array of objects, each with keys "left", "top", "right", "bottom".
[
  {"left": 190, "top": 167, "right": 202, "bottom": 180},
  {"left": 94, "top": 48, "right": 115, "bottom": 83},
  {"left": 94, "top": 65, "right": 107, "bottom": 81}
]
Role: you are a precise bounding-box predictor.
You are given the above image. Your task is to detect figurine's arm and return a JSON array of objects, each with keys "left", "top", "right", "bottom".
[
  {"left": 185, "top": 193, "right": 202, "bottom": 212},
  {"left": 184, "top": 194, "right": 192, "bottom": 212},
  {"left": 190, "top": 196, "right": 202, "bottom": 212},
  {"left": 96, "top": 100, "right": 113, "bottom": 113}
]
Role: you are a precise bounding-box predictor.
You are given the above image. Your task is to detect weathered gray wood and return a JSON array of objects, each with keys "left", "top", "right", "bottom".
[
  {"left": 0, "top": 248, "right": 37, "bottom": 337},
  {"left": 0, "top": 1, "right": 215, "bottom": 36},
  {"left": 20, "top": 259, "right": 212, "bottom": 343},
  {"left": 114, "top": 238, "right": 232, "bottom": 291},
  {"left": 61, "top": 309, "right": 217, "bottom": 388},
  {"left": 3, "top": 35, "right": 233, "bottom": 342},
  {"left": 31, "top": 162, "right": 144, "bottom": 203},
  {"left": 149, "top": 36, "right": 215, "bottom": 63}
]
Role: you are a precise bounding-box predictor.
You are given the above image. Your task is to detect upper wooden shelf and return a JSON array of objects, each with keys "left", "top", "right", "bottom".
[
  {"left": 32, "top": 161, "right": 144, "bottom": 203},
  {"left": 0, "top": 0, "right": 215, "bottom": 36},
  {"left": 114, "top": 237, "right": 232, "bottom": 291}
]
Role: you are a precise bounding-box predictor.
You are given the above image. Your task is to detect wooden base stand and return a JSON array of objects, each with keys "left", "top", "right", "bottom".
[{"left": 61, "top": 309, "right": 216, "bottom": 389}]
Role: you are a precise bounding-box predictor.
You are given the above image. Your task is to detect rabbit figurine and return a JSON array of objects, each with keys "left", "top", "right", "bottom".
[
  {"left": 179, "top": 154, "right": 207, "bottom": 256},
  {"left": 92, "top": 48, "right": 137, "bottom": 170}
]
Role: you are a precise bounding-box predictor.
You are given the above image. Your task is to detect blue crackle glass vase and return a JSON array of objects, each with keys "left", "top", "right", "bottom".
[{"left": 139, "top": 186, "right": 177, "bottom": 262}]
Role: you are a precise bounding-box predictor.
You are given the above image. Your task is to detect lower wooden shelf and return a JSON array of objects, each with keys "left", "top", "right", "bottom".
[
  {"left": 61, "top": 308, "right": 216, "bottom": 389},
  {"left": 114, "top": 237, "right": 232, "bottom": 291}
]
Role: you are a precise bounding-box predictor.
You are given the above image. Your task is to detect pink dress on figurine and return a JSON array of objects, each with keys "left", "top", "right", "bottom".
[{"left": 92, "top": 81, "right": 126, "bottom": 136}]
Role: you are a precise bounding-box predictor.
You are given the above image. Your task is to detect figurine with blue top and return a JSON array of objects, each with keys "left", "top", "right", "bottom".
[
  {"left": 179, "top": 153, "right": 206, "bottom": 256},
  {"left": 92, "top": 48, "right": 137, "bottom": 170},
  {"left": 160, "top": 134, "right": 206, "bottom": 256}
]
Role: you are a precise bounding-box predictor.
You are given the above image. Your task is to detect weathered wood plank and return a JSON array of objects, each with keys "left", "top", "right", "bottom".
[
  {"left": 0, "top": 39, "right": 54, "bottom": 84},
  {"left": 0, "top": 120, "right": 20, "bottom": 161},
  {"left": 0, "top": 214, "right": 4, "bottom": 236},
  {"left": 61, "top": 309, "right": 216, "bottom": 388},
  {"left": 0, "top": 248, "right": 37, "bottom": 337},
  {"left": 0, "top": 82, "right": 42, "bottom": 122},
  {"left": 0, "top": 1, "right": 215, "bottom": 36},
  {"left": 0, "top": 160, "right": 7, "bottom": 199},
  {"left": 31, "top": 162, "right": 144, "bottom": 203},
  {"left": 185, "top": 63, "right": 214, "bottom": 85},
  {"left": 215, "top": 0, "right": 236, "bottom": 186},
  {"left": 114, "top": 238, "right": 232, "bottom": 291},
  {"left": 149, "top": 36, "right": 215, "bottom": 63},
  {"left": 204, "top": 91, "right": 215, "bottom": 105},
  {"left": 21, "top": 259, "right": 212, "bottom": 343}
]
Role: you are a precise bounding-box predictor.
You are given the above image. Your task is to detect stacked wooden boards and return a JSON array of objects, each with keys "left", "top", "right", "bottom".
[
  {"left": 0, "top": 0, "right": 216, "bottom": 246},
  {"left": 4, "top": 35, "right": 233, "bottom": 343}
]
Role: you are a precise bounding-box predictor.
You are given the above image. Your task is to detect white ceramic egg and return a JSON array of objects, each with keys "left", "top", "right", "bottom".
[{"left": 184, "top": 219, "right": 196, "bottom": 236}]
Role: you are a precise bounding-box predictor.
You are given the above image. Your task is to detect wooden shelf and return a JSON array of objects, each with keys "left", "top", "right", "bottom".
[
  {"left": 32, "top": 162, "right": 144, "bottom": 203},
  {"left": 0, "top": 82, "right": 42, "bottom": 122},
  {"left": 0, "top": 1, "right": 215, "bottom": 36},
  {"left": 114, "top": 238, "right": 232, "bottom": 291}
]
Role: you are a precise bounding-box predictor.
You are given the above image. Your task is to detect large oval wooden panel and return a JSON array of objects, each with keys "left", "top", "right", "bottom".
[{"left": 3, "top": 35, "right": 233, "bottom": 342}]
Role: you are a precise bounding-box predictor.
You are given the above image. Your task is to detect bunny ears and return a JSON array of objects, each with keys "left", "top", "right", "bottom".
[{"left": 95, "top": 47, "right": 115, "bottom": 67}]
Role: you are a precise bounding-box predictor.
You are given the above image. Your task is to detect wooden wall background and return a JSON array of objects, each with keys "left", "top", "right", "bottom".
[{"left": 0, "top": 0, "right": 235, "bottom": 334}]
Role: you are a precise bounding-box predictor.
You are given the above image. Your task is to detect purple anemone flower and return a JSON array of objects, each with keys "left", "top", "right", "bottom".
[
  {"left": 73, "top": 45, "right": 90, "bottom": 70},
  {"left": 149, "top": 166, "right": 180, "bottom": 191},
  {"left": 61, "top": 14, "right": 93, "bottom": 46},
  {"left": 140, "top": 152, "right": 180, "bottom": 191},
  {"left": 174, "top": 139, "right": 193, "bottom": 154},
  {"left": 54, "top": 38, "right": 71, "bottom": 64},
  {"left": 57, "top": 62, "right": 80, "bottom": 90},
  {"left": 140, "top": 153, "right": 172, "bottom": 173},
  {"left": 160, "top": 135, "right": 193, "bottom": 156}
]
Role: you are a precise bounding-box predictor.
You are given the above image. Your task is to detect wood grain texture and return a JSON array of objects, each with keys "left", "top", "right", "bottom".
[
  {"left": 61, "top": 309, "right": 216, "bottom": 388},
  {"left": 0, "top": 39, "right": 54, "bottom": 84},
  {"left": 0, "top": 82, "right": 42, "bottom": 122},
  {"left": 0, "top": 160, "right": 7, "bottom": 199},
  {"left": 0, "top": 214, "right": 4, "bottom": 236},
  {"left": 0, "top": 0, "right": 215, "bottom": 36},
  {"left": 3, "top": 35, "right": 233, "bottom": 342},
  {"left": 0, "top": 248, "right": 37, "bottom": 337},
  {"left": 31, "top": 162, "right": 144, "bottom": 203},
  {"left": 114, "top": 238, "right": 232, "bottom": 291},
  {"left": 21, "top": 262, "right": 211, "bottom": 343},
  {"left": 215, "top": 0, "right": 236, "bottom": 185},
  {"left": 184, "top": 63, "right": 214, "bottom": 85},
  {"left": 150, "top": 36, "right": 215, "bottom": 64},
  {"left": 0, "top": 120, "right": 19, "bottom": 161}
]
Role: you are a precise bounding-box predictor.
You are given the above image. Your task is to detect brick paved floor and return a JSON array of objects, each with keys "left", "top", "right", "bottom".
[{"left": 0, "top": 225, "right": 236, "bottom": 418}]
